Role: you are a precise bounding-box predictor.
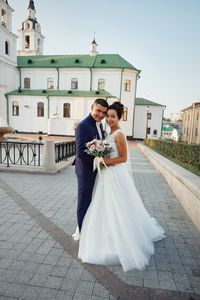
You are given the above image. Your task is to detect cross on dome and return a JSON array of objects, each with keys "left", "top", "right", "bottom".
[{"left": 28, "top": 0, "right": 35, "bottom": 10}]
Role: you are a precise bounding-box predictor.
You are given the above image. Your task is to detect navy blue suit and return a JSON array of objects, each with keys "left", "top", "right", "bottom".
[{"left": 75, "top": 114, "right": 104, "bottom": 231}]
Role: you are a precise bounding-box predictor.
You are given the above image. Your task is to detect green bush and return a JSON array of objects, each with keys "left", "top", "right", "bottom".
[{"left": 144, "top": 139, "right": 200, "bottom": 170}]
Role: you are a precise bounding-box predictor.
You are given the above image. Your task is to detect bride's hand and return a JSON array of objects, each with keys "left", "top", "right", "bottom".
[{"left": 103, "top": 157, "right": 114, "bottom": 166}]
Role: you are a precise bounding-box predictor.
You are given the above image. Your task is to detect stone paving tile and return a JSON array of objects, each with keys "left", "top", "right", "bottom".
[
  {"left": 15, "top": 270, "right": 35, "bottom": 285},
  {"left": 37, "top": 287, "right": 58, "bottom": 299},
  {"left": 44, "top": 275, "right": 63, "bottom": 289},
  {"left": 60, "top": 278, "right": 79, "bottom": 294},
  {"left": 91, "top": 296, "right": 110, "bottom": 300},
  {"left": 23, "top": 262, "right": 40, "bottom": 273},
  {"left": 80, "top": 269, "right": 96, "bottom": 282},
  {"left": 7, "top": 260, "right": 27, "bottom": 272},
  {"left": 92, "top": 282, "right": 110, "bottom": 298},
  {"left": 76, "top": 280, "right": 95, "bottom": 295},
  {"left": 19, "top": 285, "right": 41, "bottom": 300},
  {"left": 55, "top": 290, "right": 73, "bottom": 300},
  {"left": 57, "top": 255, "right": 73, "bottom": 268},
  {"left": 1, "top": 282, "right": 26, "bottom": 298},
  {"left": 73, "top": 292, "right": 92, "bottom": 300},
  {"left": 29, "top": 273, "right": 49, "bottom": 287},
  {"left": 43, "top": 254, "right": 60, "bottom": 266},
  {"left": 50, "top": 265, "right": 69, "bottom": 278}
]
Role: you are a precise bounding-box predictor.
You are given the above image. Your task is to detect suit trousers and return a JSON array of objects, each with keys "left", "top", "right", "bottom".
[{"left": 77, "top": 171, "right": 97, "bottom": 231}]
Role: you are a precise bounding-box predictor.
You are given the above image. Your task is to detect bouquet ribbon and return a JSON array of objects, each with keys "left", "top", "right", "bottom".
[{"left": 93, "top": 157, "right": 107, "bottom": 175}]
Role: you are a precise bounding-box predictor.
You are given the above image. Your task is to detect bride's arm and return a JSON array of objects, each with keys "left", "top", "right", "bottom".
[{"left": 103, "top": 133, "right": 127, "bottom": 166}]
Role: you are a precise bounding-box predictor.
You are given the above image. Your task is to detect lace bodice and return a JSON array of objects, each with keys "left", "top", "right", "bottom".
[{"left": 105, "top": 129, "right": 122, "bottom": 158}]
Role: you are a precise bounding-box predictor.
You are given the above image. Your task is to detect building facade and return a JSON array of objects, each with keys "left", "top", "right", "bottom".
[
  {"left": 181, "top": 102, "right": 200, "bottom": 144},
  {"left": 0, "top": 0, "right": 18, "bottom": 124},
  {"left": 134, "top": 98, "right": 165, "bottom": 139}
]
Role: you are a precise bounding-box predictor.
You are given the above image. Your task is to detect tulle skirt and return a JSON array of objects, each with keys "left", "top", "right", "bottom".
[{"left": 78, "top": 163, "right": 165, "bottom": 272}]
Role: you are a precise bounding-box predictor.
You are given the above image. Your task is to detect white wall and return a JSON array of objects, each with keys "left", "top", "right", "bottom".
[
  {"left": 0, "top": 62, "right": 18, "bottom": 124},
  {"left": 134, "top": 106, "right": 147, "bottom": 139},
  {"left": 0, "top": 0, "right": 18, "bottom": 124},
  {"left": 0, "top": 29, "right": 17, "bottom": 64},
  {"left": 92, "top": 69, "right": 121, "bottom": 96},
  {"left": 9, "top": 95, "right": 48, "bottom": 133},
  {"left": 59, "top": 69, "right": 91, "bottom": 90},
  {"left": 134, "top": 105, "right": 163, "bottom": 139},
  {"left": 121, "top": 70, "right": 137, "bottom": 136},
  {"left": 148, "top": 106, "right": 163, "bottom": 138},
  {"left": 20, "top": 68, "right": 58, "bottom": 90}
]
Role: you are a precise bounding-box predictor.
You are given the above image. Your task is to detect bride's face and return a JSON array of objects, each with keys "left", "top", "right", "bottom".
[{"left": 106, "top": 109, "right": 119, "bottom": 128}]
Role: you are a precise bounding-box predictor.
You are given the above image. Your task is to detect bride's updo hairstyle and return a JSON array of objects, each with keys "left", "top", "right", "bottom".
[{"left": 108, "top": 102, "right": 124, "bottom": 119}]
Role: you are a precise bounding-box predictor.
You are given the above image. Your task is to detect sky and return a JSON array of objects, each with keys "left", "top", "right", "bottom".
[{"left": 9, "top": 0, "right": 200, "bottom": 118}]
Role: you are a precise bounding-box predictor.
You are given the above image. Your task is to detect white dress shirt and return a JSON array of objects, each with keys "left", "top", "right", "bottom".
[{"left": 96, "top": 122, "right": 103, "bottom": 140}]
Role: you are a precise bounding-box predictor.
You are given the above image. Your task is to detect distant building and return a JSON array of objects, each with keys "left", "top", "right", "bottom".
[
  {"left": 170, "top": 112, "right": 182, "bottom": 122},
  {"left": 162, "top": 124, "right": 174, "bottom": 140},
  {"left": 134, "top": 98, "right": 165, "bottom": 139},
  {"left": 172, "top": 127, "right": 181, "bottom": 142},
  {"left": 162, "top": 124, "right": 181, "bottom": 142},
  {"left": 181, "top": 102, "right": 200, "bottom": 144}
]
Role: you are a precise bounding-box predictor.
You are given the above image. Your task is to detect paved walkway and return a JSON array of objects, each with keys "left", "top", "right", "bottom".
[{"left": 0, "top": 143, "right": 200, "bottom": 300}]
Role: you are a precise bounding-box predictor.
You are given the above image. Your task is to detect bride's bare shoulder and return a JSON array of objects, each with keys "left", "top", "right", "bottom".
[{"left": 114, "top": 131, "right": 126, "bottom": 143}]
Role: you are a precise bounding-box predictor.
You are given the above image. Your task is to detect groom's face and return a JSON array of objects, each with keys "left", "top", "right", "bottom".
[{"left": 91, "top": 103, "right": 107, "bottom": 122}]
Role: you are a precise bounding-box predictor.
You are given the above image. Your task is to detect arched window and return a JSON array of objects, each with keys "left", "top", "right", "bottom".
[
  {"left": 71, "top": 78, "right": 78, "bottom": 90},
  {"left": 122, "top": 107, "right": 128, "bottom": 121},
  {"left": 37, "top": 102, "right": 44, "bottom": 117},
  {"left": 12, "top": 101, "right": 19, "bottom": 116},
  {"left": 26, "top": 22, "right": 31, "bottom": 29},
  {"left": 25, "top": 35, "right": 30, "bottom": 48},
  {"left": 37, "top": 38, "right": 40, "bottom": 50},
  {"left": 24, "top": 78, "right": 30, "bottom": 88},
  {"left": 63, "top": 103, "right": 71, "bottom": 118},
  {"left": 1, "top": 9, "right": 6, "bottom": 27},
  {"left": 124, "top": 80, "right": 131, "bottom": 92},
  {"left": 5, "top": 41, "right": 9, "bottom": 55},
  {"left": 98, "top": 79, "right": 105, "bottom": 90},
  {"left": 47, "top": 78, "right": 54, "bottom": 89}
]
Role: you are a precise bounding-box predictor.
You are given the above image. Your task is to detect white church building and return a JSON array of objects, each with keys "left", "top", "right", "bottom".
[{"left": 0, "top": 0, "right": 164, "bottom": 139}]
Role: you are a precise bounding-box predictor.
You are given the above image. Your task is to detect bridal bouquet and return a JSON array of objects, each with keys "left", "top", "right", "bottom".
[
  {"left": 85, "top": 139, "right": 113, "bottom": 173},
  {"left": 85, "top": 139, "right": 113, "bottom": 158}
]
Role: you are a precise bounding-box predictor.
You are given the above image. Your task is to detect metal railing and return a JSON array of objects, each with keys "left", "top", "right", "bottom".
[
  {"left": 55, "top": 141, "right": 76, "bottom": 163},
  {"left": 0, "top": 141, "right": 43, "bottom": 167}
]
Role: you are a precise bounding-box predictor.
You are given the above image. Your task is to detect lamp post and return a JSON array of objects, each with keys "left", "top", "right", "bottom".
[{"left": 146, "top": 106, "right": 149, "bottom": 139}]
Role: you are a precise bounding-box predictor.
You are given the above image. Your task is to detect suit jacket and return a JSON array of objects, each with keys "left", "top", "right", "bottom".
[{"left": 75, "top": 114, "right": 104, "bottom": 176}]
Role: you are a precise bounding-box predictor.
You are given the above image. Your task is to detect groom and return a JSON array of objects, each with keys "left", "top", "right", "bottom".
[{"left": 74, "top": 98, "right": 108, "bottom": 237}]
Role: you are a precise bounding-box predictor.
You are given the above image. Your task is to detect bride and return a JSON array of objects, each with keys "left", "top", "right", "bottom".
[{"left": 78, "top": 102, "right": 165, "bottom": 272}]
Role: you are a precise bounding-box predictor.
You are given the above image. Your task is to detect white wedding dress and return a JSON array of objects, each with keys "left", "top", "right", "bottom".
[{"left": 78, "top": 129, "right": 165, "bottom": 272}]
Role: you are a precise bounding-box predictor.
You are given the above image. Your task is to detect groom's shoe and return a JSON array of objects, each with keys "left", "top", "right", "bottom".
[{"left": 72, "top": 226, "right": 80, "bottom": 241}]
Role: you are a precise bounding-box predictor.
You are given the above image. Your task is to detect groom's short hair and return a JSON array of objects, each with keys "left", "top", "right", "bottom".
[{"left": 94, "top": 98, "right": 109, "bottom": 108}]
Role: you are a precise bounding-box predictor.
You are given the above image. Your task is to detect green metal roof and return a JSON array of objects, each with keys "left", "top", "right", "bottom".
[
  {"left": 135, "top": 97, "right": 164, "bottom": 106},
  {"left": 17, "top": 54, "right": 140, "bottom": 71},
  {"left": 162, "top": 126, "right": 174, "bottom": 131},
  {"left": 6, "top": 89, "right": 113, "bottom": 98}
]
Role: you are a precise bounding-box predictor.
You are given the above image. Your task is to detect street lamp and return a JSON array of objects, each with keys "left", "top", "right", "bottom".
[{"left": 146, "top": 106, "right": 149, "bottom": 138}]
